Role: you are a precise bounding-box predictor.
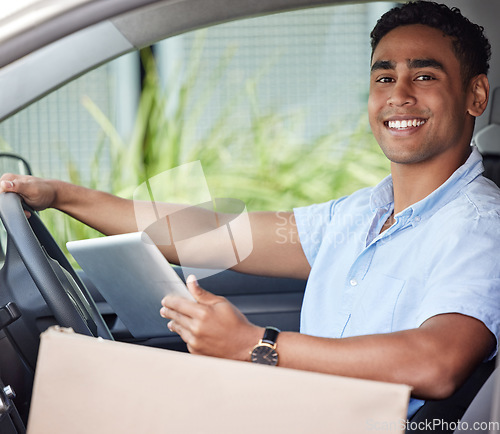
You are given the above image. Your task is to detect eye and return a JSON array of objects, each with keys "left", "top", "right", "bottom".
[
  {"left": 375, "top": 76, "right": 394, "bottom": 83},
  {"left": 415, "top": 75, "right": 435, "bottom": 81}
]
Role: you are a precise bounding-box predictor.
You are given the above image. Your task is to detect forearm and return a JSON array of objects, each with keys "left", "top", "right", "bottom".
[
  {"left": 49, "top": 180, "right": 194, "bottom": 264},
  {"left": 49, "top": 180, "right": 139, "bottom": 235},
  {"left": 277, "top": 330, "right": 434, "bottom": 397},
  {"left": 51, "top": 182, "right": 310, "bottom": 276},
  {"left": 274, "top": 314, "right": 493, "bottom": 399}
]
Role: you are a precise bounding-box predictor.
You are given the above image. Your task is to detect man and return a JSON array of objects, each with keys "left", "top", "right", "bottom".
[{"left": 0, "top": 1, "right": 498, "bottom": 418}]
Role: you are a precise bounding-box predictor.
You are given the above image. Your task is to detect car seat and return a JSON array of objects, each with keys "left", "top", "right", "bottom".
[
  {"left": 406, "top": 358, "right": 496, "bottom": 433},
  {"left": 452, "top": 361, "right": 499, "bottom": 433}
]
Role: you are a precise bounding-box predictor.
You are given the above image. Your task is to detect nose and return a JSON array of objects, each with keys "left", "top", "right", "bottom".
[{"left": 387, "top": 79, "right": 416, "bottom": 107}]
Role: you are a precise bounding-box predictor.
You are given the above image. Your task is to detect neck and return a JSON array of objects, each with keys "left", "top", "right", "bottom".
[{"left": 390, "top": 146, "right": 471, "bottom": 214}]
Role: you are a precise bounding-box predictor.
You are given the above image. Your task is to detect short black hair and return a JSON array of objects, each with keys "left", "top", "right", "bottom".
[{"left": 370, "top": 1, "right": 491, "bottom": 86}]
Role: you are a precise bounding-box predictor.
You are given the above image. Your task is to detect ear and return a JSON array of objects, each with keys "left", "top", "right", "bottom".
[{"left": 467, "top": 74, "right": 490, "bottom": 117}]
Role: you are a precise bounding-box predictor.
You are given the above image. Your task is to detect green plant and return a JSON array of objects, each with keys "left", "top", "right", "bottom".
[{"left": 37, "top": 32, "right": 390, "bottom": 253}]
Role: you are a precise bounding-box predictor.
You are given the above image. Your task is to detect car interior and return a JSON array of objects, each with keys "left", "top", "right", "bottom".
[{"left": 0, "top": 1, "right": 498, "bottom": 433}]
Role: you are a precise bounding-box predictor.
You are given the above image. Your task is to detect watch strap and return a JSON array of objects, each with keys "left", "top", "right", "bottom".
[{"left": 261, "top": 326, "right": 280, "bottom": 346}]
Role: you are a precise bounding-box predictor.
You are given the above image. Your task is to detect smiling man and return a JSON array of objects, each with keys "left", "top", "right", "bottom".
[
  {"left": 0, "top": 0, "right": 499, "bottom": 420},
  {"left": 160, "top": 2, "right": 498, "bottom": 419}
]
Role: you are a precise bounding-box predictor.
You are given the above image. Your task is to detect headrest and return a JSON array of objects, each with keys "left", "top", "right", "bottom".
[
  {"left": 490, "top": 87, "right": 500, "bottom": 125},
  {"left": 474, "top": 124, "right": 500, "bottom": 155}
]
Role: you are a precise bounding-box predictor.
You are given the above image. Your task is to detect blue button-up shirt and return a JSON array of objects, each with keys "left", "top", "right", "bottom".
[{"left": 294, "top": 147, "right": 500, "bottom": 417}]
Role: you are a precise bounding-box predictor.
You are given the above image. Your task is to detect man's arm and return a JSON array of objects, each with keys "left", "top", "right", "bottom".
[
  {"left": 0, "top": 174, "right": 310, "bottom": 279},
  {"left": 276, "top": 314, "right": 494, "bottom": 399},
  {"left": 161, "top": 276, "right": 496, "bottom": 400}
]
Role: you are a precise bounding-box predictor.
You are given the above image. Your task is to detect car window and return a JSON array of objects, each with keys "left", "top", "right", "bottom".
[{"left": 0, "top": 3, "right": 393, "bottom": 247}]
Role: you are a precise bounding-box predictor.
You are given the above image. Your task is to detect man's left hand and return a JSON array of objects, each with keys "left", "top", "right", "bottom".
[{"left": 160, "top": 275, "right": 263, "bottom": 361}]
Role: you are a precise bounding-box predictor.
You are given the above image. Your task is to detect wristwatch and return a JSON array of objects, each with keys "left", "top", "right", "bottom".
[{"left": 250, "top": 326, "right": 280, "bottom": 366}]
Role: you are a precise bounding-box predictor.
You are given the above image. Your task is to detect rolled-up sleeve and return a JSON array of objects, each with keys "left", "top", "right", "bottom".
[{"left": 293, "top": 200, "right": 337, "bottom": 266}]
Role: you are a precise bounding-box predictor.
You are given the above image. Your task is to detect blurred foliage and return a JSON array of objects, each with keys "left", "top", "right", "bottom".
[{"left": 11, "top": 33, "right": 390, "bottom": 250}]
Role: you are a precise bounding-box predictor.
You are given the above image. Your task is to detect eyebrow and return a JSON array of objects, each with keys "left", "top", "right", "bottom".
[
  {"left": 371, "top": 60, "right": 395, "bottom": 72},
  {"left": 370, "top": 58, "right": 445, "bottom": 73},
  {"left": 408, "top": 58, "right": 444, "bottom": 70}
]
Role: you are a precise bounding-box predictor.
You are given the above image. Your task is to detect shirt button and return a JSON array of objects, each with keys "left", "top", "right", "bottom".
[
  {"left": 414, "top": 216, "right": 421, "bottom": 222},
  {"left": 350, "top": 279, "right": 358, "bottom": 287}
]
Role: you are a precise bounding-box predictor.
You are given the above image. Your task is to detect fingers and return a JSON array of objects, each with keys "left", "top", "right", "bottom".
[
  {"left": 160, "top": 294, "right": 200, "bottom": 320},
  {"left": 167, "top": 318, "right": 196, "bottom": 350},
  {"left": 158, "top": 275, "right": 257, "bottom": 359},
  {"left": 166, "top": 312, "right": 193, "bottom": 339},
  {"left": 0, "top": 174, "right": 19, "bottom": 193},
  {"left": 160, "top": 275, "right": 221, "bottom": 317},
  {"left": 159, "top": 276, "right": 218, "bottom": 345},
  {"left": 160, "top": 292, "right": 206, "bottom": 353},
  {"left": 0, "top": 179, "right": 14, "bottom": 190},
  {"left": 160, "top": 300, "right": 194, "bottom": 324},
  {"left": 159, "top": 276, "right": 205, "bottom": 328},
  {"left": 0, "top": 174, "right": 26, "bottom": 197},
  {"left": 0, "top": 175, "right": 32, "bottom": 217},
  {"left": 0, "top": 174, "right": 56, "bottom": 211},
  {"left": 186, "top": 274, "right": 221, "bottom": 305}
]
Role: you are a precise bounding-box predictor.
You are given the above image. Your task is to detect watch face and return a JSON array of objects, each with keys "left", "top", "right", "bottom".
[{"left": 250, "top": 344, "right": 278, "bottom": 365}]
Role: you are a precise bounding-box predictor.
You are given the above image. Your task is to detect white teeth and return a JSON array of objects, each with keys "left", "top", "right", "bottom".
[{"left": 387, "top": 119, "right": 426, "bottom": 130}]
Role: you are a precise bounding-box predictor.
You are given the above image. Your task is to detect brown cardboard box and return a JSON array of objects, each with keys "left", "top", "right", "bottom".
[{"left": 27, "top": 327, "right": 411, "bottom": 433}]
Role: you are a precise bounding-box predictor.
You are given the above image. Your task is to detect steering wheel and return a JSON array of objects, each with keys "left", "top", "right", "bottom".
[{"left": 0, "top": 192, "right": 113, "bottom": 368}]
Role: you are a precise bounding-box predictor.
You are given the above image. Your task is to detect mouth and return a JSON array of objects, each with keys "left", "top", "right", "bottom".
[{"left": 384, "top": 118, "right": 427, "bottom": 131}]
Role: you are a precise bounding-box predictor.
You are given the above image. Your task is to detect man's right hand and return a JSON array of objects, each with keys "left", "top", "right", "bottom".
[{"left": 0, "top": 173, "right": 59, "bottom": 212}]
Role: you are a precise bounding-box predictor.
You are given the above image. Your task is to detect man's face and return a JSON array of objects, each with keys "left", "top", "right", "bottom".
[{"left": 368, "top": 24, "right": 473, "bottom": 166}]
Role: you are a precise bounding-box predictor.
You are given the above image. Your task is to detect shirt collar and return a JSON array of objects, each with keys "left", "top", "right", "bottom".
[{"left": 370, "top": 146, "right": 484, "bottom": 223}]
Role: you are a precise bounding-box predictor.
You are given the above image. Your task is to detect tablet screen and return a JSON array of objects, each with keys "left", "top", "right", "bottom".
[{"left": 67, "top": 232, "right": 193, "bottom": 338}]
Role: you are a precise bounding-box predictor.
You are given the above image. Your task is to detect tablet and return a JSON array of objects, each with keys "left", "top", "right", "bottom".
[{"left": 67, "top": 232, "right": 194, "bottom": 338}]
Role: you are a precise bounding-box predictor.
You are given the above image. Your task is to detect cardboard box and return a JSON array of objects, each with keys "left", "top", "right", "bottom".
[{"left": 27, "top": 327, "right": 411, "bottom": 433}]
